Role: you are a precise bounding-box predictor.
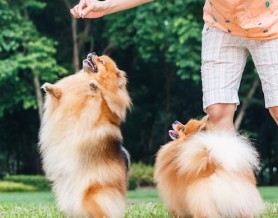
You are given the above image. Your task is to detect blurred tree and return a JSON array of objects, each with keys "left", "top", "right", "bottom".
[
  {"left": 0, "top": 0, "right": 66, "bottom": 174},
  {"left": 0, "top": 0, "right": 276, "bottom": 184}
]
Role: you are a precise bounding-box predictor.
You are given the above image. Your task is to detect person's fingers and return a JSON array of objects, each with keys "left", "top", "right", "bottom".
[
  {"left": 70, "top": 10, "right": 79, "bottom": 18},
  {"left": 80, "top": 4, "right": 95, "bottom": 17},
  {"left": 83, "top": 11, "right": 105, "bottom": 18},
  {"left": 70, "top": 5, "right": 81, "bottom": 18},
  {"left": 78, "top": 0, "right": 86, "bottom": 14}
]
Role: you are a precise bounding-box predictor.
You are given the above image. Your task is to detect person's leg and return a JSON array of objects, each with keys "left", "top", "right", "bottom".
[
  {"left": 201, "top": 24, "right": 248, "bottom": 130},
  {"left": 248, "top": 39, "right": 278, "bottom": 125},
  {"left": 269, "top": 107, "right": 278, "bottom": 125},
  {"left": 206, "top": 103, "right": 236, "bottom": 130}
]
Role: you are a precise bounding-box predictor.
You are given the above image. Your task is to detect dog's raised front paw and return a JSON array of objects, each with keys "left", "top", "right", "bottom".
[
  {"left": 41, "top": 83, "right": 62, "bottom": 98},
  {"left": 41, "top": 83, "right": 52, "bottom": 93}
]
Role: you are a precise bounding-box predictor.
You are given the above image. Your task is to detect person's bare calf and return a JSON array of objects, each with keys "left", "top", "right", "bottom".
[
  {"left": 269, "top": 106, "right": 278, "bottom": 125},
  {"left": 206, "top": 103, "right": 236, "bottom": 131}
]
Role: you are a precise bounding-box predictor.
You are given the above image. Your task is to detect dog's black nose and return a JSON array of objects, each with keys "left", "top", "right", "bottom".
[
  {"left": 173, "top": 120, "right": 179, "bottom": 125},
  {"left": 87, "top": 52, "right": 96, "bottom": 59}
]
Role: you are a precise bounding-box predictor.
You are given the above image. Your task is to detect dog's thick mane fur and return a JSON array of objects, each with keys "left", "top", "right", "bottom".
[{"left": 39, "top": 55, "right": 131, "bottom": 218}]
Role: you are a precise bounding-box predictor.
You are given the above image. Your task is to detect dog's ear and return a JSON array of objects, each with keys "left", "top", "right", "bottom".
[
  {"left": 198, "top": 123, "right": 207, "bottom": 131},
  {"left": 198, "top": 115, "right": 210, "bottom": 131},
  {"left": 117, "top": 70, "right": 127, "bottom": 88},
  {"left": 41, "top": 83, "right": 62, "bottom": 99}
]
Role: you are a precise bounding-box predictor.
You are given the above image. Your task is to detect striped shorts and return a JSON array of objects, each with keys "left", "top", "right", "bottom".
[{"left": 201, "top": 24, "right": 278, "bottom": 111}]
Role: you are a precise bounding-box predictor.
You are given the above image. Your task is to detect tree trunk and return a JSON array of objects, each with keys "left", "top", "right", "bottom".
[
  {"left": 78, "top": 20, "right": 91, "bottom": 53},
  {"left": 235, "top": 79, "right": 260, "bottom": 130},
  {"left": 102, "top": 43, "right": 114, "bottom": 55},
  {"left": 163, "top": 69, "right": 173, "bottom": 141},
  {"left": 33, "top": 71, "right": 44, "bottom": 122},
  {"left": 72, "top": 18, "right": 80, "bottom": 71},
  {"left": 33, "top": 71, "right": 45, "bottom": 174},
  {"left": 63, "top": 0, "right": 80, "bottom": 71}
]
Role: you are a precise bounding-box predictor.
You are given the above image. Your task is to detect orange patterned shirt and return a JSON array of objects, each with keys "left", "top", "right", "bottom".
[{"left": 203, "top": 0, "right": 278, "bottom": 39}]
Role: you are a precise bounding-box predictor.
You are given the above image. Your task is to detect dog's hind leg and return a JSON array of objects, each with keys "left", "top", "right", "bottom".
[
  {"left": 83, "top": 199, "right": 108, "bottom": 218},
  {"left": 82, "top": 183, "right": 126, "bottom": 218}
]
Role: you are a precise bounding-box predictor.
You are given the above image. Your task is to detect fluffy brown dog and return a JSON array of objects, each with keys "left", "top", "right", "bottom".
[
  {"left": 39, "top": 53, "right": 131, "bottom": 218},
  {"left": 154, "top": 116, "right": 264, "bottom": 218}
]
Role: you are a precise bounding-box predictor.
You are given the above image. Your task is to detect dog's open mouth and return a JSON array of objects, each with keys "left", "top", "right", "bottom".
[
  {"left": 169, "top": 121, "right": 182, "bottom": 140},
  {"left": 83, "top": 54, "right": 98, "bottom": 73},
  {"left": 169, "top": 130, "right": 179, "bottom": 140}
]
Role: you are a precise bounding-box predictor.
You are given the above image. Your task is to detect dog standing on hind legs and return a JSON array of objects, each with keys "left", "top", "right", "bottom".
[
  {"left": 39, "top": 53, "right": 131, "bottom": 218},
  {"left": 154, "top": 116, "right": 264, "bottom": 218}
]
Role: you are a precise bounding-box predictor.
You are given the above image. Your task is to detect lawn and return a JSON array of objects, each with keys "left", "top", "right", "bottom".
[{"left": 0, "top": 187, "right": 277, "bottom": 217}]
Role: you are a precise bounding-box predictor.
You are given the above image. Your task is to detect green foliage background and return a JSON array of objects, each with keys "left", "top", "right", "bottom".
[{"left": 0, "top": 0, "right": 277, "bottom": 185}]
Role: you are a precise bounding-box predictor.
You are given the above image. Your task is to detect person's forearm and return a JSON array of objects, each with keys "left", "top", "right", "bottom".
[{"left": 106, "top": 0, "right": 154, "bottom": 15}]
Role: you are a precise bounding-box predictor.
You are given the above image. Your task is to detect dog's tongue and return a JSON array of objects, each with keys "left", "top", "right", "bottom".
[{"left": 169, "top": 130, "right": 179, "bottom": 140}]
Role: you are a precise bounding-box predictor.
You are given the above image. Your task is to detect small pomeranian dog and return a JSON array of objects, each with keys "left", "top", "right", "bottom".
[
  {"left": 154, "top": 116, "right": 264, "bottom": 218},
  {"left": 39, "top": 53, "right": 131, "bottom": 218}
]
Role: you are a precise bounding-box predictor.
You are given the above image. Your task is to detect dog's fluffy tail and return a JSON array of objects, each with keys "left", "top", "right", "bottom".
[
  {"left": 176, "top": 131, "right": 259, "bottom": 178},
  {"left": 176, "top": 131, "right": 264, "bottom": 217}
]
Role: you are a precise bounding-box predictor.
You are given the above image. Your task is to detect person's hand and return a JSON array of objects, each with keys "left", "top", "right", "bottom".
[{"left": 70, "top": 0, "right": 111, "bottom": 19}]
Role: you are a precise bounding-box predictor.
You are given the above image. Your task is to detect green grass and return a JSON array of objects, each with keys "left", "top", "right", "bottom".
[
  {"left": 0, "top": 203, "right": 63, "bottom": 218},
  {"left": 0, "top": 192, "right": 54, "bottom": 205},
  {"left": 127, "top": 188, "right": 160, "bottom": 203},
  {"left": 259, "top": 187, "right": 278, "bottom": 203},
  {"left": 0, "top": 187, "right": 277, "bottom": 217}
]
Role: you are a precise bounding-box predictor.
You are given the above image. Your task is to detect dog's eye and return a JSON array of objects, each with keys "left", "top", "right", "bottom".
[
  {"left": 99, "top": 59, "right": 104, "bottom": 65},
  {"left": 181, "top": 127, "right": 185, "bottom": 131}
]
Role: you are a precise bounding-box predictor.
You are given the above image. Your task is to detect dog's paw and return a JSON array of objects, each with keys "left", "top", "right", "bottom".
[
  {"left": 41, "top": 83, "right": 52, "bottom": 93},
  {"left": 89, "top": 80, "right": 99, "bottom": 92},
  {"left": 41, "top": 83, "right": 61, "bottom": 98}
]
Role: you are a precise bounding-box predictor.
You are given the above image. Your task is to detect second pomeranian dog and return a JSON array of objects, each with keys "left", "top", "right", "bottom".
[
  {"left": 154, "top": 116, "right": 264, "bottom": 218},
  {"left": 39, "top": 53, "right": 131, "bottom": 218}
]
